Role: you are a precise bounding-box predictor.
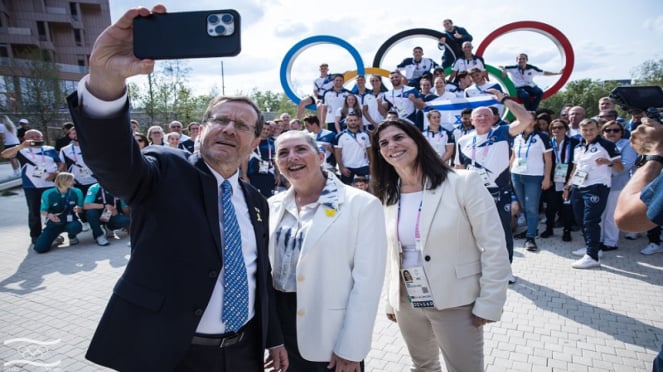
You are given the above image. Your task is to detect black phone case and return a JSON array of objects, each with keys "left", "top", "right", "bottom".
[{"left": 133, "top": 10, "right": 241, "bottom": 59}]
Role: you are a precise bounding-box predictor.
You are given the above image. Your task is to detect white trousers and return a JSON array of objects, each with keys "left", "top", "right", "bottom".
[
  {"left": 600, "top": 189, "right": 621, "bottom": 246},
  {"left": 395, "top": 284, "right": 484, "bottom": 372}
]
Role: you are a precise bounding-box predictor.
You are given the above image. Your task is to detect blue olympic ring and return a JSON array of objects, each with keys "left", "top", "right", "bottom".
[{"left": 279, "top": 35, "right": 365, "bottom": 111}]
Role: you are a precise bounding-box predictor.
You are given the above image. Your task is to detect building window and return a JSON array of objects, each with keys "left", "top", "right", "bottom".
[
  {"left": 37, "top": 21, "right": 48, "bottom": 42},
  {"left": 69, "top": 2, "right": 79, "bottom": 21},
  {"left": 74, "top": 29, "right": 82, "bottom": 46},
  {"left": 0, "top": 44, "right": 8, "bottom": 58}
]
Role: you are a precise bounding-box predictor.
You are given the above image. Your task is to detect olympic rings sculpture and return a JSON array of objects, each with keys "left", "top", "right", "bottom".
[{"left": 280, "top": 21, "right": 574, "bottom": 109}]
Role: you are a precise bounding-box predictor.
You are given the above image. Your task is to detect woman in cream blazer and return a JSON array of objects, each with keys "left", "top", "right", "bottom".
[
  {"left": 370, "top": 120, "right": 511, "bottom": 372},
  {"left": 268, "top": 130, "right": 386, "bottom": 372}
]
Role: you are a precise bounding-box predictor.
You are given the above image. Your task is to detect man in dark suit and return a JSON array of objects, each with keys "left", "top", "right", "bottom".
[{"left": 66, "top": 5, "right": 287, "bottom": 372}]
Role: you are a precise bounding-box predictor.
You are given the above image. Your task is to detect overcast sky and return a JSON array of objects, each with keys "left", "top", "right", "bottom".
[{"left": 108, "top": 0, "right": 663, "bottom": 101}]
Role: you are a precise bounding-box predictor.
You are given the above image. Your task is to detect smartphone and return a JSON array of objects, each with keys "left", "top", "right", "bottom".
[
  {"left": 133, "top": 10, "right": 241, "bottom": 59},
  {"left": 29, "top": 140, "right": 45, "bottom": 147}
]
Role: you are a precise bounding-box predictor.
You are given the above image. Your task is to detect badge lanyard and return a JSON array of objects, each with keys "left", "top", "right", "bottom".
[
  {"left": 29, "top": 147, "right": 47, "bottom": 166},
  {"left": 517, "top": 133, "right": 534, "bottom": 160},
  {"left": 397, "top": 195, "right": 423, "bottom": 250},
  {"left": 552, "top": 138, "right": 571, "bottom": 164},
  {"left": 69, "top": 145, "right": 80, "bottom": 164},
  {"left": 61, "top": 189, "right": 72, "bottom": 214},
  {"left": 255, "top": 140, "right": 272, "bottom": 162},
  {"left": 100, "top": 187, "right": 117, "bottom": 207},
  {"left": 426, "top": 129, "right": 443, "bottom": 144},
  {"left": 471, "top": 129, "right": 492, "bottom": 166}
]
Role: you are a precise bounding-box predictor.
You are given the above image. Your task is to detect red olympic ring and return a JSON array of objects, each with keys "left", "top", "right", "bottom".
[{"left": 476, "top": 21, "right": 574, "bottom": 99}]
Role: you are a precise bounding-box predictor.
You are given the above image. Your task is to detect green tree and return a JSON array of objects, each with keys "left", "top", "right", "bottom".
[
  {"left": 131, "top": 61, "right": 208, "bottom": 124},
  {"left": 238, "top": 89, "right": 297, "bottom": 119},
  {"left": 5, "top": 50, "right": 64, "bottom": 142},
  {"left": 631, "top": 59, "right": 663, "bottom": 86}
]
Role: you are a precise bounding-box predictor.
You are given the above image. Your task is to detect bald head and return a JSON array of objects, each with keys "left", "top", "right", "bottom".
[
  {"left": 568, "top": 106, "right": 586, "bottom": 127},
  {"left": 24, "top": 129, "right": 43, "bottom": 141}
]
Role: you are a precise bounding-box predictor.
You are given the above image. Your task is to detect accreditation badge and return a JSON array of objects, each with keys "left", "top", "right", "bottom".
[
  {"left": 258, "top": 160, "right": 270, "bottom": 174},
  {"left": 553, "top": 163, "right": 568, "bottom": 183},
  {"left": 79, "top": 166, "right": 92, "bottom": 178},
  {"left": 571, "top": 169, "right": 588, "bottom": 186},
  {"left": 32, "top": 166, "right": 46, "bottom": 178},
  {"left": 401, "top": 267, "right": 434, "bottom": 308},
  {"left": 468, "top": 165, "right": 490, "bottom": 186},
  {"left": 514, "top": 158, "right": 528, "bottom": 173}
]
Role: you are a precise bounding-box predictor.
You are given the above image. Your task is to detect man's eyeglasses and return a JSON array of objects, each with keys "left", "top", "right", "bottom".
[
  {"left": 170, "top": 126, "right": 182, "bottom": 129},
  {"left": 603, "top": 128, "right": 622, "bottom": 133},
  {"left": 207, "top": 118, "right": 256, "bottom": 133},
  {"left": 550, "top": 126, "right": 565, "bottom": 130}
]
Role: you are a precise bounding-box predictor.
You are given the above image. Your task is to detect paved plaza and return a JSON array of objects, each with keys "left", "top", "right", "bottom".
[{"left": 0, "top": 163, "right": 661, "bottom": 371}]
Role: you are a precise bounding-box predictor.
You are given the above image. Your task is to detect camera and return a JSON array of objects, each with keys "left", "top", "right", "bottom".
[
  {"left": 207, "top": 13, "right": 235, "bottom": 37},
  {"left": 609, "top": 86, "right": 663, "bottom": 112},
  {"left": 29, "top": 140, "right": 44, "bottom": 147},
  {"left": 133, "top": 10, "right": 241, "bottom": 60}
]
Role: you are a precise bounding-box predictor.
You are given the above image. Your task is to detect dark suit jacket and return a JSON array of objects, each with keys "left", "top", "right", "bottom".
[
  {"left": 67, "top": 93, "right": 282, "bottom": 371},
  {"left": 550, "top": 135, "right": 579, "bottom": 182}
]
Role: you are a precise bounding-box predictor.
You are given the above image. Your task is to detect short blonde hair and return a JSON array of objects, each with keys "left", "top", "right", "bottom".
[{"left": 54, "top": 172, "right": 75, "bottom": 189}]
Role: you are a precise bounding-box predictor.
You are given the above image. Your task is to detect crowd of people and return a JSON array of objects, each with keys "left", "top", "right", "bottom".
[{"left": 1, "top": 6, "right": 661, "bottom": 372}]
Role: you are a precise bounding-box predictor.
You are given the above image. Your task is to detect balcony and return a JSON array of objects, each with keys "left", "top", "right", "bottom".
[
  {"left": 42, "top": 7, "right": 71, "bottom": 24},
  {"left": 0, "top": 27, "right": 32, "bottom": 36},
  {"left": 0, "top": 57, "right": 88, "bottom": 75},
  {"left": 0, "top": 27, "right": 38, "bottom": 47}
]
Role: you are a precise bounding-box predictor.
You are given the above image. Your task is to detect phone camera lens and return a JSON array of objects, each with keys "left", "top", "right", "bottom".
[
  {"left": 221, "top": 14, "right": 233, "bottom": 24},
  {"left": 208, "top": 15, "right": 219, "bottom": 24},
  {"left": 215, "top": 25, "right": 226, "bottom": 34}
]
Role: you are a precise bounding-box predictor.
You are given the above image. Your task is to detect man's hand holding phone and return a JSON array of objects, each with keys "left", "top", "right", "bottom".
[{"left": 87, "top": 5, "right": 164, "bottom": 101}]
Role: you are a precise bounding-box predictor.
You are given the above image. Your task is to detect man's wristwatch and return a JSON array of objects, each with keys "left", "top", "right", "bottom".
[
  {"left": 500, "top": 96, "right": 513, "bottom": 104},
  {"left": 636, "top": 154, "right": 663, "bottom": 167}
]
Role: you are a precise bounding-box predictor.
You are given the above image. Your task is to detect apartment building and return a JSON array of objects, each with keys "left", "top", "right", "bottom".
[{"left": 0, "top": 0, "right": 110, "bottom": 111}]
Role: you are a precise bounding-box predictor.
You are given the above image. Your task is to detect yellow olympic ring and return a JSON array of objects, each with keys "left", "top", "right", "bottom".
[{"left": 343, "top": 67, "right": 392, "bottom": 82}]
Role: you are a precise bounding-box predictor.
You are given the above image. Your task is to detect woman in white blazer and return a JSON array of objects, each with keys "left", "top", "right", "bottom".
[
  {"left": 268, "top": 130, "right": 387, "bottom": 372},
  {"left": 370, "top": 120, "right": 511, "bottom": 372}
]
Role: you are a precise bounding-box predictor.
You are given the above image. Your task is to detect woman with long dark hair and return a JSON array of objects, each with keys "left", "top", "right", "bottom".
[{"left": 370, "top": 119, "right": 510, "bottom": 372}]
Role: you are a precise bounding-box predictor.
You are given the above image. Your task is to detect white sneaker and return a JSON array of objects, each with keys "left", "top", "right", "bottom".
[
  {"left": 508, "top": 274, "right": 517, "bottom": 284},
  {"left": 572, "top": 254, "right": 601, "bottom": 269},
  {"left": 624, "top": 232, "right": 640, "bottom": 240},
  {"left": 572, "top": 247, "right": 585, "bottom": 256},
  {"left": 96, "top": 236, "right": 110, "bottom": 246},
  {"left": 641, "top": 242, "right": 663, "bottom": 255},
  {"left": 53, "top": 235, "right": 65, "bottom": 246},
  {"left": 81, "top": 222, "right": 90, "bottom": 232},
  {"left": 572, "top": 248, "right": 603, "bottom": 258}
]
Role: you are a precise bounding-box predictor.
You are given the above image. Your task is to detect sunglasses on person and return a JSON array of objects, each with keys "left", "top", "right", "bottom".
[
  {"left": 603, "top": 128, "right": 622, "bottom": 133},
  {"left": 550, "top": 126, "right": 565, "bottom": 130},
  {"left": 135, "top": 138, "right": 146, "bottom": 143}
]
